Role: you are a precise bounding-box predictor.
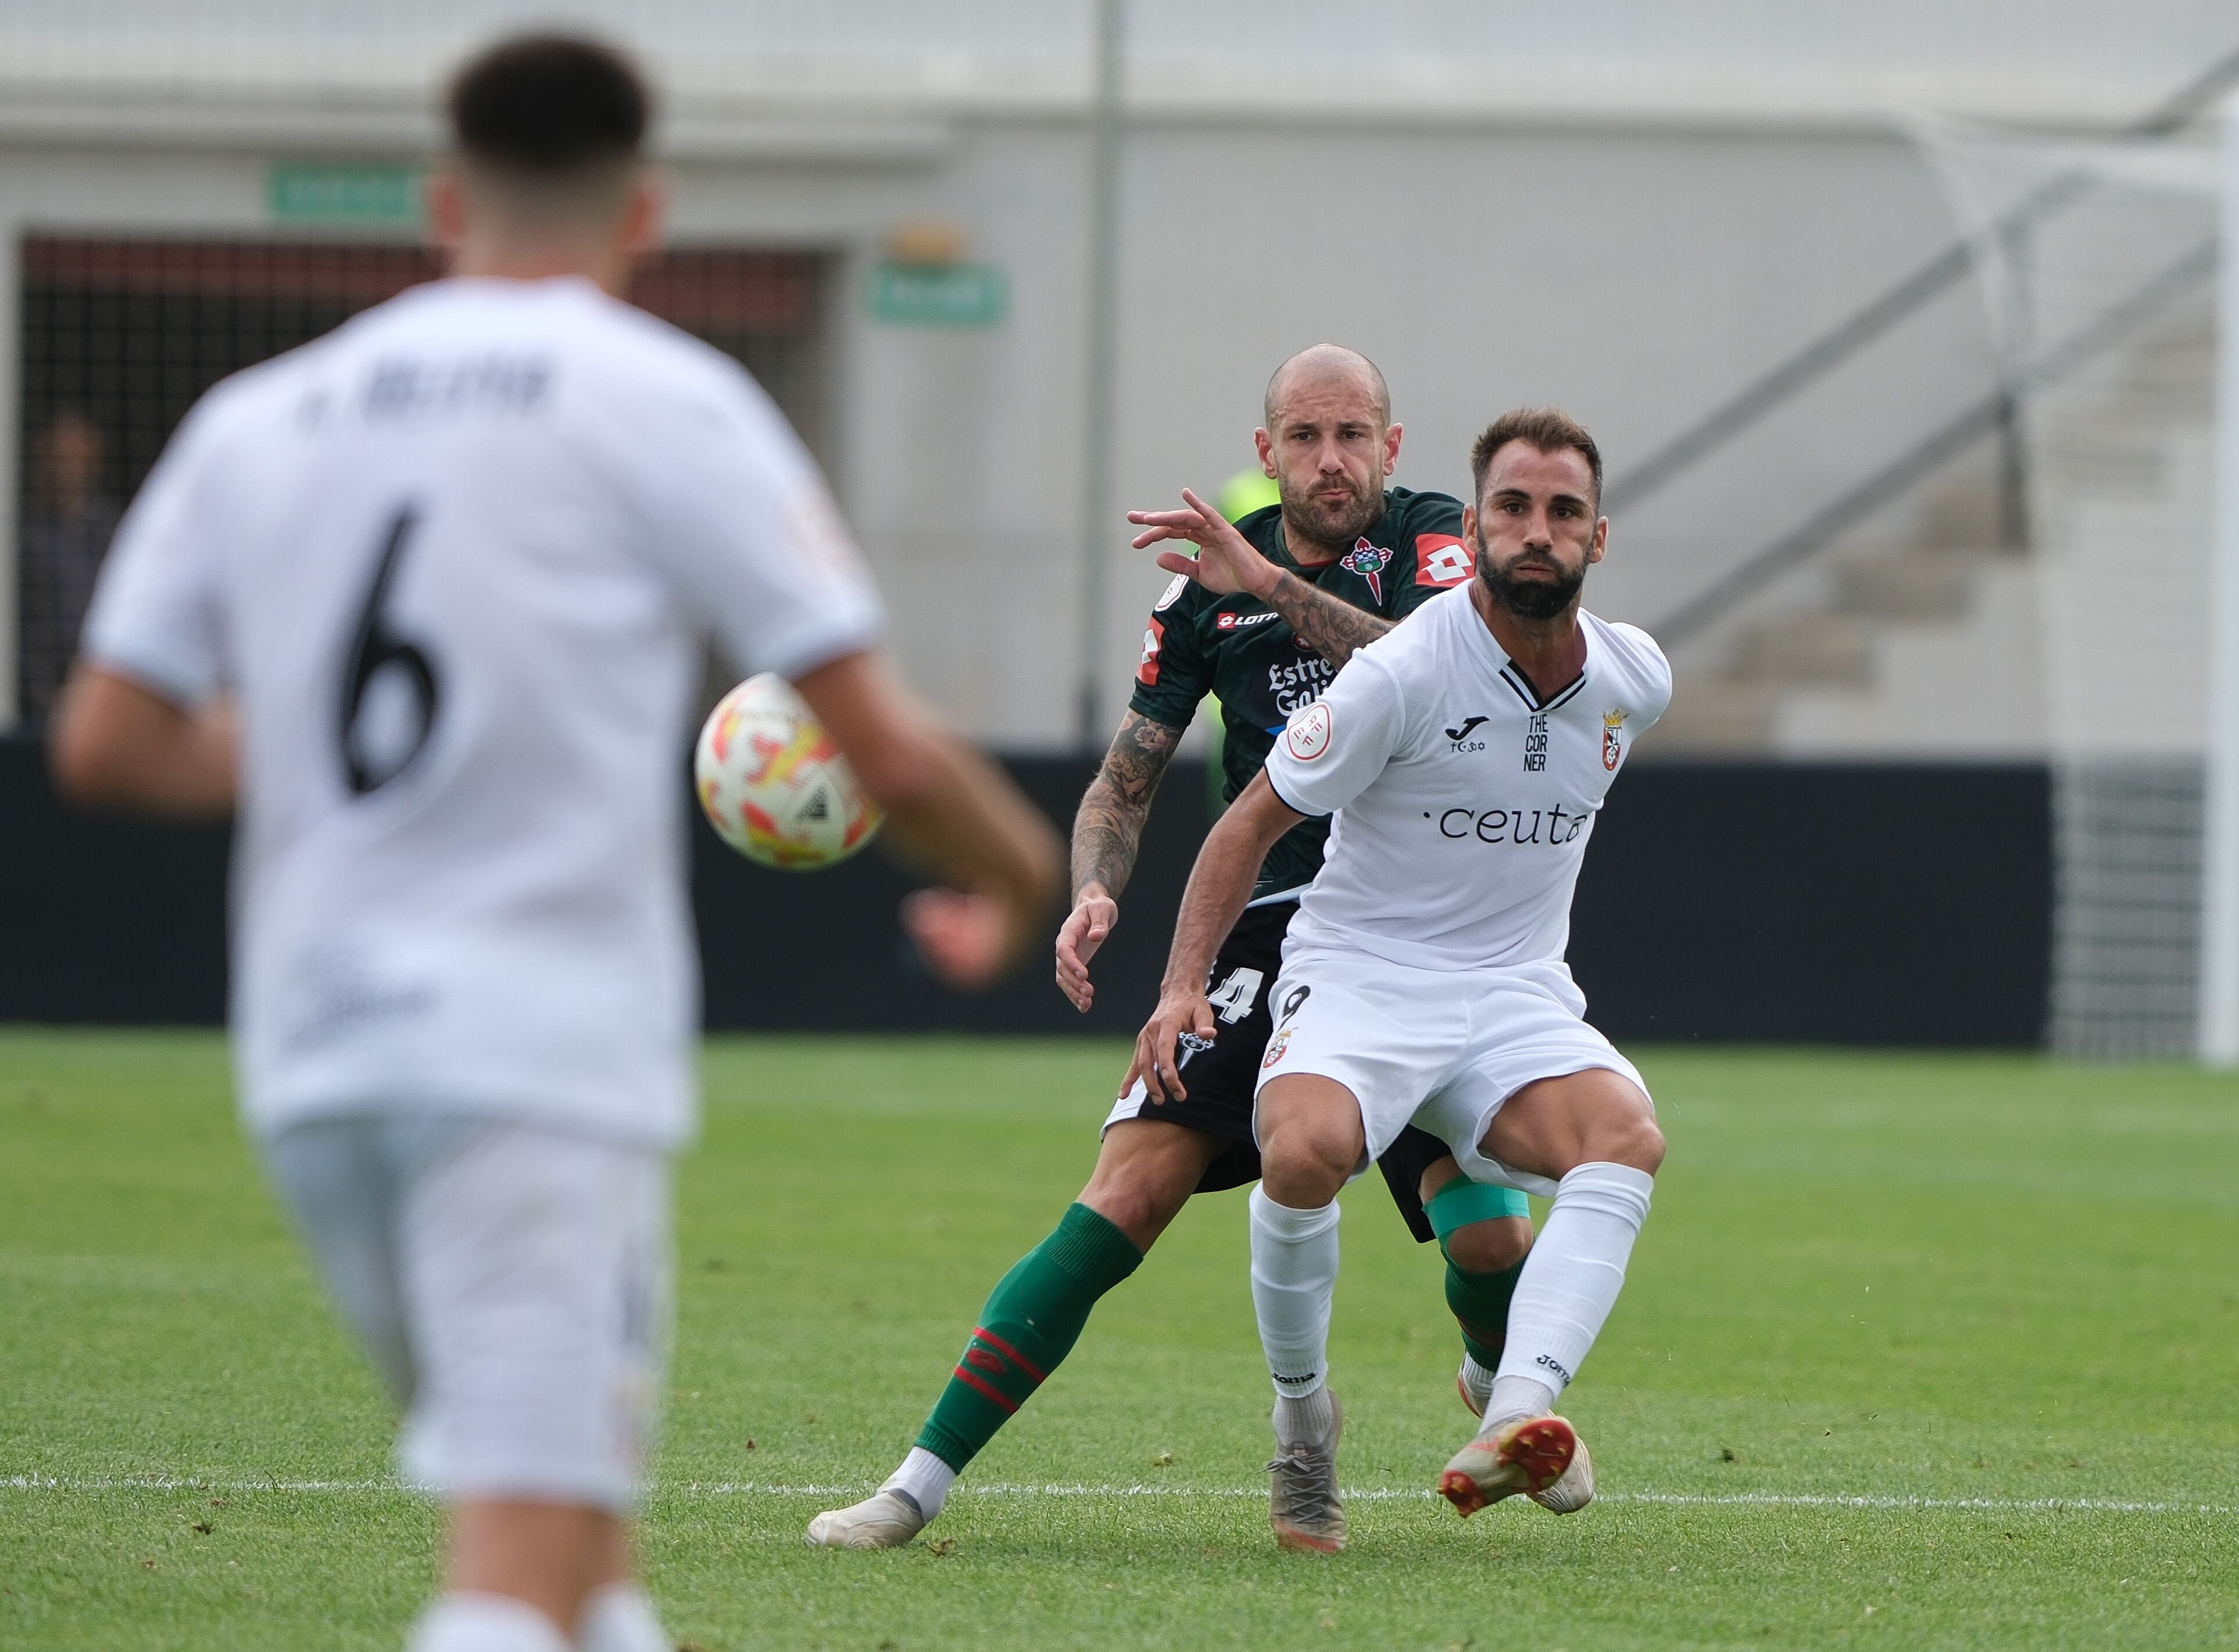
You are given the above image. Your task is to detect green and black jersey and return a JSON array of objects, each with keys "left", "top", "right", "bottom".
[{"left": 1128, "top": 486, "right": 1476, "bottom": 900}]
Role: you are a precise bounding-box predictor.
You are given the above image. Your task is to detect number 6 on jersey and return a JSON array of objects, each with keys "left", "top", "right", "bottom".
[{"left": 338, "top": 508, "right": 441, "bottom": 795}]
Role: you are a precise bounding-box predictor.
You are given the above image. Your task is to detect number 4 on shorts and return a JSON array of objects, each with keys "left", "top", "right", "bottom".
[{"left": 1206, "top": 966, "right": 1264, "bottom": 1024}]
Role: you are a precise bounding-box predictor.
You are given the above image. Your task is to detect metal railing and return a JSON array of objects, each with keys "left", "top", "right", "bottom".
[
  {"left": 1652, "top": 236, "right": 2219, "bottom": 647},
  {"left": 1628, "top": 41, "right": 2239, "bottom": 645}
]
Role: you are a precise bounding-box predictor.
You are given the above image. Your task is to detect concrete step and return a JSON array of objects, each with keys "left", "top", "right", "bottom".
[
  {"left": 1727, "top": 612, "right": 1874, "bottom": 686},
  {"left": 1913, "top": 478, "right": 2005, "bottom": 549},
  {"left": 1646, "top": 306, "right": 2212, "bottom": 759},
  {"left": 1775, "top": 559, "right": 2047, "bottom": 757},
  {"left": 1827, "top": 546, "right": 1986, "bottom": 621}
]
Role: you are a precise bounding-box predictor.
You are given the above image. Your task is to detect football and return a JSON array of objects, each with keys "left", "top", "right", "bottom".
[{"left": 694, "top": 673, "right": 882, "bottom": 871}]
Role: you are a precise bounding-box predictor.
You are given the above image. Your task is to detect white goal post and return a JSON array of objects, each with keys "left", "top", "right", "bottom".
[
  {"left": 2195, "top": 93, "right": 2239, "bottom": 1064},
  {"left": 1917, "top": 104, "right": 2231, "bottom": 1059}
]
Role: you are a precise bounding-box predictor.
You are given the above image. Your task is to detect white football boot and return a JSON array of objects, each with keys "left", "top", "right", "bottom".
[
  {"left": 804, "top": 1488, "right": 927, "bottom": 1549},
  {"left": 1436, "top": 1414, "right": 1583, "bottom": 1517},
  {"left": 1530, "top": 1431, "right": 1595, "bottom": 1514},
  {"left": 1452, "top": 1369, "right": 1593, "bottom": 1514}
]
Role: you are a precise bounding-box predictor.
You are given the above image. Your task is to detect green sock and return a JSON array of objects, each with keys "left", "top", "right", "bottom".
[
  {"left": 1423, "top": 1177, "right": 1531, "bottom": 1368},
  {"left": 915, "top": 1203, "right": 1143, "bottom": 1471},
  {"left": 1444, "top": 1247, "right": 1526, "bottom": 1369}
]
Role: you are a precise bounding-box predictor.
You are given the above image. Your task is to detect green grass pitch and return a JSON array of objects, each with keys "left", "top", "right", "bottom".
[{"left": 3, "top": 1030, "right": 2237, "bottom": 1650}]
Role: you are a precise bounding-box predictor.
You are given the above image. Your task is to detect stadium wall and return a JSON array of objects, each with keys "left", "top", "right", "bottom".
[
  {"left": 0, "top": 112, "right": 1997, "bottom": 745},
  {"left": 0, "top": 739, "right": 2050, "bottom": 1046}
]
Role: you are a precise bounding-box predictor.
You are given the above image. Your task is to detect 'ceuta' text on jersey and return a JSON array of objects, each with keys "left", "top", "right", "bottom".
[{"left": 1263, "top": 588, "right": 1672, "bottom": 973}]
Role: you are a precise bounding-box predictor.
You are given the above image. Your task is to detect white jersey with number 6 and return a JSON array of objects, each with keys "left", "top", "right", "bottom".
[
  {"left": 83, "top": 276, "right": 884, "bottom": 1147},
  {"left": 1261, "top": 586, "right": 1670, "bottom": 977}
]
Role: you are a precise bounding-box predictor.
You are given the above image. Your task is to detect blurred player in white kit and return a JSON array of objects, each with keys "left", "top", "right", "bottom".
[
  {"left": 50, "top": 34, "right": 1060, "bottom": 1652},
  {"left": 1127, "top": 407, "right": 1669, "bottom": 1525}
]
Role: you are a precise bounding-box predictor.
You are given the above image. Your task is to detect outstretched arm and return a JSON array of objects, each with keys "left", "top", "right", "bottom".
[
  {"left": 795, "top": 650, "right": 1063, "bottom": 990},
  {"left": 1120, "top": 771, "right": 1304, "bottom": 1102},
  {"left": 1056, "top": 709, "right": 1184, "bottom": 1011},
  {"left": 1129, "top": 486, "right": 1393, "bottom": 667}
]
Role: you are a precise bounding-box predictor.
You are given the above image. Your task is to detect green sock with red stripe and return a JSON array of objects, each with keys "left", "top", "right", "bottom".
[{"left": 914, "top": 1203, "right": 1143, "bottom": 1471}]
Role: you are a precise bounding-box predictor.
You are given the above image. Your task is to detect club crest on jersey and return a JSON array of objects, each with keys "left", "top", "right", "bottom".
[
  {"left": 1339, "top": 539, "right": 1393, "bottom": 603},
  {"left": 1603, "top": 707, "right": 1627, "bottom": 771},
  {"left": 1262, "top": 1027, "right": 1294, "bottom": 1070},
  {"left": 1285, "top": 700, "right": 1335, "bottom": 761}
]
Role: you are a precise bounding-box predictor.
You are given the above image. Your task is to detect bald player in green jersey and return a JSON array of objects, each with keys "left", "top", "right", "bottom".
[{"left": 810, "top": 346, "right": 1533, "bottom": 1554}]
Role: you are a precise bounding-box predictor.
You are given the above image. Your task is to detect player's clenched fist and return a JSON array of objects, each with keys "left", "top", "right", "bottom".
[
  {"left": 1055, "top": 887, "right": 1120, "bottom": 1012},
  {"left": 903, "top": 888, "right": 1035, "bottom": 992},
  {"left": 1122, "top": 986, "right": 1217, "bottom": 1104}
]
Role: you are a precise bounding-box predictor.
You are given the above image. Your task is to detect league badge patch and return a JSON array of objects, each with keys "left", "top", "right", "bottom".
[
  {"left": 1603, "top": 707, "right": 1627, "bottom": 771},
  {"left": 1285, "top": 699, "right": 1335, "bottom": 761},
  {"left": 1339, "top": 538, "right": 1393, "bottom": 603}
]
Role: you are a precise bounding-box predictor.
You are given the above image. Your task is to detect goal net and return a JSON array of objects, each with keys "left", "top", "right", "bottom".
[{"left": 1916, "top": 110, "right": 2231, "bottom": 1059}]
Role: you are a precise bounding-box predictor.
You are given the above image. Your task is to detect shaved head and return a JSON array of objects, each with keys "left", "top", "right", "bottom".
[
  {"left": 1253, "top": 344, "right": 1400, "bottom": 555},
  {"left": 1264, "top": 344, "right": 1390, "bottom": 431}
]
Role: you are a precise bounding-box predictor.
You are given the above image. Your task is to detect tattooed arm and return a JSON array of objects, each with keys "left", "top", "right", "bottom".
[
  {"left": 1253, "top": 568, "right": 1393, "bottom": 667},
  {"left": 1055, "top": 709, "right": 1185, "bottom": 1011},
  {"left": 1127, "top": 485, "right": 1391, "bottom": 667}
]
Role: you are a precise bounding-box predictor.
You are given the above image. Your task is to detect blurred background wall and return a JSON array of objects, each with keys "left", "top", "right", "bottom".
[
  {"left": 2, "top": 3, "right": 2233, "bottom": 1040},
  {"left": 1, "top": 1, "right": 2232, "bottom": 749}
]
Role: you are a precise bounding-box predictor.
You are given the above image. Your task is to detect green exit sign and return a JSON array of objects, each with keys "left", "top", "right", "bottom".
[
  {"left": 267, "top": 163, "right": 424, "bottom": 226},
  {"left": 867, "top": 262, "right": 1007, "bottom": 328}
]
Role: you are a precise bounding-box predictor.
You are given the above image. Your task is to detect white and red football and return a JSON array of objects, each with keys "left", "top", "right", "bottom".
[{"left": 693, "top": 674, "right": 882, "bottom": 871}]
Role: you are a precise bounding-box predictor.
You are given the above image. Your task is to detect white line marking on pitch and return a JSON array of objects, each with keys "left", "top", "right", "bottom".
[{"left": 3, "top": 1476, "right": 2230, "bottom": 1516}]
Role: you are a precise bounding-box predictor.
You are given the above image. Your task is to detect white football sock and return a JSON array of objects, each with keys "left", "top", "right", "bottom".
[
  {"left": 1458, "top": 1349, "right": 1498, "bottom": 1400},
  {"left": 1249, "top": 1185, "right": 1340, "bottom": 1400},
  {"left": 883, "top": 1446, "right": 956, "bottom": 1520},
  {"left": 577, "top": 1584, "right": 670, "bottom": 1652},
  {"left": 1273, "top": 1384, "right": 1338, "bottom": 1447},
  {"left": 405, "top": 1592, "right": 571, "bottom": 1652},
  {"left": 1490, "top": 1162, "right": 1653, "bottom": 1418},
  {"left": 1486, "top": 1374, "right": 1557, "bottom": 1426}
]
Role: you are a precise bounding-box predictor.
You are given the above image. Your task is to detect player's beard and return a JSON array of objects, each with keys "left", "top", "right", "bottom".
[
  {"left": 1278, "top": 469, "right": 1382, "bottom": 552},
  {"left": 1477, "top": 545, "right": 1586, "bottom": 620}
]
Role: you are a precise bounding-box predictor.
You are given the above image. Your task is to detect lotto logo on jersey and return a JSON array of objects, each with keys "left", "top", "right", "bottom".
[
  {"left": 1285, "top": 700, "right": 1334, "bottom": 761},
  {"left": 1138, "top": 617, "right": 1165, "bottom": 685},
  {"left": 1417, "top": 533, "right": 1473, "bottom": 588}
]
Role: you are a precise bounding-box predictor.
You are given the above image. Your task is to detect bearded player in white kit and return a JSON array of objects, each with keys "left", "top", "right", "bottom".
[
  {"left": 49, "top": 35, "right": 1060, "bottom": 1652},
  {"left": 1126, "top": 407, "right": 1669, "bottom": 1525}
]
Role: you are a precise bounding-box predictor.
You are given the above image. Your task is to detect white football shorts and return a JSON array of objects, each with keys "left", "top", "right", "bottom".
[
  {"left": 1251, "top": 945, "right": 1649, "bottom": 1197},
  {"left": 260, "top": 1114, "right": 670, "bottom": 1512}
]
